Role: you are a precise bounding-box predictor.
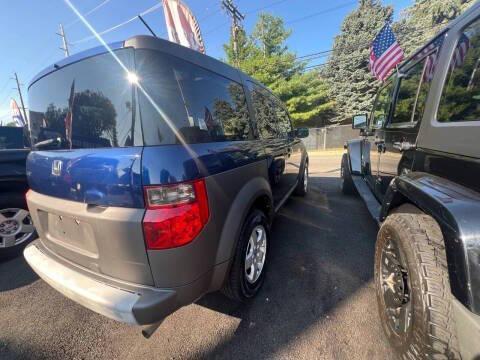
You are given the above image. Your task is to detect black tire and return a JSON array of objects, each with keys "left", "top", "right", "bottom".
[
  {"left": 374, "top": 204, "right": 460, "bottom": 359},
  {"left": 222, "top": 209, "right": 269, "bottom": 301},
  {"left": 0, "top": 193, "right": 36, "bottom": 259},
  {"left": 294, "top": 160, "right": 308, "bottom": 196},
  {"left": 340, "top": 153, "right": 356, "bottom": 195}
]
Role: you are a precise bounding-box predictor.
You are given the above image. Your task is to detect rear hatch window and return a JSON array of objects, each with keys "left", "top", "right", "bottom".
[
  {"left": 29, "top": 48, "right": 141, "bottom": 149},
  {"left": 27, "top": 48, "right": 144, "bottom": 209}
]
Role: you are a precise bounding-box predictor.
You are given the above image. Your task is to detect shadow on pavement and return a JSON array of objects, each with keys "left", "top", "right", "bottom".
[
  {"left": 0, "top": 253, "right": 38, "bottom": 292},
  {"left": 196, "top": 176, "right": 380, "bottom": 358}
]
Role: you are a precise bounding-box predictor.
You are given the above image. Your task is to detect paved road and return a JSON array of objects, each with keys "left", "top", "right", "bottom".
[{"left": 0, "top": 152, "right": 395, "bottom": 360}]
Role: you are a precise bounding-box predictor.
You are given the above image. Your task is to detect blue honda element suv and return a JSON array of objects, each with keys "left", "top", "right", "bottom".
[{"left": 23, "top": 36, "right": 309, "bottom": 333}]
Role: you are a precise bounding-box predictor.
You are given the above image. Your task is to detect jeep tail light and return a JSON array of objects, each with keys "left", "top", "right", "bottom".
[{"left": 142, "top": 179, "right": 209, "bottom": 250}]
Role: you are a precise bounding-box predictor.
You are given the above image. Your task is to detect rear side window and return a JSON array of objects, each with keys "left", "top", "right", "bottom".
[
  {"left": 0, "top": 127, "right": 30, "bottom": 149},
  {"left": 28, "top": 48, "right": 140, "bottom": 149},
  {"left": 136, "top": 49, "right": 252, "bottom": 145},
  {"left": 371, "top": 80, "right": 395, "bottom": 128},
  {"left": 248, "top": 83, "right": 280, "bottom": 139},
  {"left": 391, "top": 56, "right": 430, "bottom": 125},
  {"left": 275, "top": 103, "right": 293, "bottom": 136},
  {"left": 438, "top": 19, "right": 480, "bottom": 122}
]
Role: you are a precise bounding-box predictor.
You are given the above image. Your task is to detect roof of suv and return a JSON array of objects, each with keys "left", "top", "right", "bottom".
[{"left": 29, "top": 35, "right": 261, "bottom": 90}]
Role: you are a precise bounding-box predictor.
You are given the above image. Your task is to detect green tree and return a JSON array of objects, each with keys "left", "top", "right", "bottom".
[
  {"left": 395, "top": 0, "right": 475, "bottom": 56},
  {"left": 323, "top": 0, "right": 393, "bottom": 123},
  {"left": 223, "top": 13, "right": 334, "bottom": 127}
]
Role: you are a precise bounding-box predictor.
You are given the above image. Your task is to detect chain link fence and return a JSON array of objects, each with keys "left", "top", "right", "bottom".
[{"left": 301, "top": 125, "right": 359, "bottom": 150}]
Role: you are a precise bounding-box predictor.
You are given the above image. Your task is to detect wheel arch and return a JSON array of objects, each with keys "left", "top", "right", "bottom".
[
  {"left": 380, "top": 172, "right": 480, "bottom": 315},
  {"left": 214, "top": 176, "right": 273, "bottom": 266},
  {"left": 345, "top": 139, "right": 364, "bottom": 175}
]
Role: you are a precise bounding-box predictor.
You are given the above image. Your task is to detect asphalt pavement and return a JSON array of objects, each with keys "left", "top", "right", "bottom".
[{"left": 0, "top": 151, "right": 396, "bottom": 360}]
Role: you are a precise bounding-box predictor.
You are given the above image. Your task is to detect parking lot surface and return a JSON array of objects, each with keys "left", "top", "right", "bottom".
[{"left": 0, "top": 151, "right": 395, "bottom": 360}]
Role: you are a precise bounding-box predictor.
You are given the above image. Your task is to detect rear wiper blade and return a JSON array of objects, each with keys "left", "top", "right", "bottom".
[{"left": 34, "top": 137, "right": 62, "bottom": 148}]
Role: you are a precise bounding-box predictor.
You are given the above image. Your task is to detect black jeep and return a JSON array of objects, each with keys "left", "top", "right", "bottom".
[
  {"left": 0, "top": 126, "right": 35, "bottom": 258},
  {"left": 342, "top": 3, "right": 480, "bottom": 359}
]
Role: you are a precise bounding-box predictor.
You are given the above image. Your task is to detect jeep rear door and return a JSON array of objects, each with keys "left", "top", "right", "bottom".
[{"left": 377, "top": 47, "right": 439, "bottom": 199}]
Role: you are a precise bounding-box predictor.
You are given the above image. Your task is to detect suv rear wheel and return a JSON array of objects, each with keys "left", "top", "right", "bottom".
[
  {"left": 294, "top": 161, "right": 308, "bottom": 196},
  {"left": 374, "top": 204, "right": 460, "bottom": 359},
  {"left": 222, "top": 209, "right": 269, "bottom": 301},
  {"left": 340, "top": 153, "right": 356, "bottom": 195}
]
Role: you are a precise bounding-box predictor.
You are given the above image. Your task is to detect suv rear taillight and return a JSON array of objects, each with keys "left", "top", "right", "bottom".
[{"left": 142, "top": 179, "right": 209, "bottom": 250}]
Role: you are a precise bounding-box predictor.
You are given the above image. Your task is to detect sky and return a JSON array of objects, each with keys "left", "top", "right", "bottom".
[{"left": 0, "top": 0, "right": 412, "bottom": 122}]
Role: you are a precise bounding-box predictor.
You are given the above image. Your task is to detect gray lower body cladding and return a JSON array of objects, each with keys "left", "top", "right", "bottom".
[
  {"left": 24, "top": 240, "right": 230, "bottom": 325},
  {"left": 24, "top": 160, "right": 272, "bottom": 324}
]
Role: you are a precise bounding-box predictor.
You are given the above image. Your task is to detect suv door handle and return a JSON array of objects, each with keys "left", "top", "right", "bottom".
[{"left": 393, "top": 141, "right": 416, "bottom": 152}]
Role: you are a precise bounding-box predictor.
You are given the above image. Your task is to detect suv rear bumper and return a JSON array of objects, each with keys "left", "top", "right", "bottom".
[
  {"left": 24, "top": 241, "right": 188, "bottom": 325},
  {"left": 453, "top": 298, "right": 480, "bottom": 359}
]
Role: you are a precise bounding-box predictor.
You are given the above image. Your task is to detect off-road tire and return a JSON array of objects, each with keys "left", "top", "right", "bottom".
[
  {"left": 374, "top": 204, "right": 460, "bottom": 359},
  {"left": 294, "top": 160, "right": 308, "bottom": 196},
  {"left": 340, "top": 153, "right": 356, "bottom": 195},
  {"left": 222, "top": 209, "right": 269, "bottom": 301}
]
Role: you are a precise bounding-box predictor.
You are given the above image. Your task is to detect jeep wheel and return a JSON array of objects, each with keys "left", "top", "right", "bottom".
[
  {"left": 294, "top": 161, "right": 308, "bottom": 196},
  {"left": 0, "top": 195, "right": 37, "bottom": 259},
  {"left": 374, "top": 204, "right": 460, "bottom": 359},
  {"left": 222, "top": 209, "right": 269, "bottom": 301},
  {"left": 340, "top": 153, "right": 356, "bottom": 195}
]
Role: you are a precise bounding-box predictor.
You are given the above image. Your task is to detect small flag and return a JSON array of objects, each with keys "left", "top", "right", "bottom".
[
  {"left": 451, "top": 33, "right": 470, "bottom": 70},
  {"left": 162, "top": 0, "right": 205, "bottom": 54},
  {"left": 64, "top": 80, "right": 75, "bottom": 148},
  {"left": 10, "top": 99, "right": 26, "bottom": 127},
  {"left": 416, "top": 36, "right": 445, "bottom": 82},
  {"left": 369, "top": 24, "right": 404, "bottom": 81}
]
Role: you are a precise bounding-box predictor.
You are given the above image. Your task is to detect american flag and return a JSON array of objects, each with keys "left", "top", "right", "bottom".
[
  {"left": 10, "top": 99, "right": 26, "bottom": 127},
  {"left": 451, "top": 33, "right": 470, "bottom": 70},
  {"left": 416, "top": 32, "right": 470, "bottom": 82},
  {"left": 64, "top": 80, "right": 75, "bottom": 149},
  {"left": 370, "top": 24, "right": 404, "bottom": 81},
  {"left": 415, "top": 35, "right": 445, "bottom": 82},
  {"left": 162, "top": 0, "right": 205, "bottom": 54}
]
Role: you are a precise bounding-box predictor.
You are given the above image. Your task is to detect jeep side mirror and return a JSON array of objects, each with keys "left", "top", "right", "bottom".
[
  {"left": 296, "top": 128, "right": 309, "bottom": 138},
  {"left": 352, "top": 114, "right": 368, "bottom": 130}
]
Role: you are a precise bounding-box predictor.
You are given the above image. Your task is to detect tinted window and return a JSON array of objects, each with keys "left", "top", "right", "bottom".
[
  {"left": 28, "top": 49, "right": 139, "bottom": 149},
  {"left": 438, "top": 19, "right": 480, "bottom": 122},
  {"left": 371, "top": 80, "right": 395, "bottom": 128},
  {"left": 136, "top": 49, "right": 251, "bottom": 145},
  {"left": 275, "top": 103, "right": 292, "bottom": 136},
  {"left": 0, "top": 127, "right": 29, "bottom": 149},
  {"left": 391, "top": 57, "right": 430, "bottom": 124},
  {"left": 249, "top": 84, "right": 279, "bottom": 139}
]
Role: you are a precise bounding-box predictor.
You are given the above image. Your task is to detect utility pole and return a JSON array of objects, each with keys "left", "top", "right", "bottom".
[
  {"left": 57, "top": 23, "right": 70, "bottom": 57},
  {"left": 222, "top": 0, "right": 244, "bottom": 66},
  {"left": 13, "top": 73, "right": 28, "bottom": 127}
]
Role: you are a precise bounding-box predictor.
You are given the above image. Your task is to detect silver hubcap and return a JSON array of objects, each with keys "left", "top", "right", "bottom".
[
  {"left": 245, "top": 225, "right": 267, "bottom": 284},
  {"left": 303, "top": 166, "right": 308, "bottom": 191},
  {"left": 0, "top": 208, "right": 35, "bottom": 248}
]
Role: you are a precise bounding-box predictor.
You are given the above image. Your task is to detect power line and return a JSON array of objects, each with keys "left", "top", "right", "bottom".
[
  {"left": 285, "top": 1, "right": 356, "bottom": 24},
  {"left": 71, "top": 2, "right": 162, "bottom": 45},
  {"left": 245, "top": 0, "right": 292, "bottom": 15},
  {"left": 64, "top": 0, "right": 114, "bottom": 28}
]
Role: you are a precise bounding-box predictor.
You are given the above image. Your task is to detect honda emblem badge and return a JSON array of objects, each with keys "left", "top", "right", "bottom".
[{"left": 52, "top": 160, "right": 63, "bottom": 176}]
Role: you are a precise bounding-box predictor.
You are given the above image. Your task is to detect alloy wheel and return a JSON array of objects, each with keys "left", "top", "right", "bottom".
[
  {"left": 0, "top": 208, "right": 35, "bottom": 248},
  {"left": 380, "top": 237, "right": 412, "bottom": 336},
  {"left": 303, "top": 166, "right": 308, "bottom": 192},
  {"left": 245, "top": 225, "right": 267, "bottom": 284}
]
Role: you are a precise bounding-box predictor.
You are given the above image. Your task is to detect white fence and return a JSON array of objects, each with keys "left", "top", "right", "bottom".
[{"left": 302, "top": 125, "right": 359, "bottom": 150}]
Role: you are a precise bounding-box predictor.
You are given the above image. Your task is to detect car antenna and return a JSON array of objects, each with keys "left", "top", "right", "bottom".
[{"left": 138, "top": 15, "right": 157, "bottom": 38}]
